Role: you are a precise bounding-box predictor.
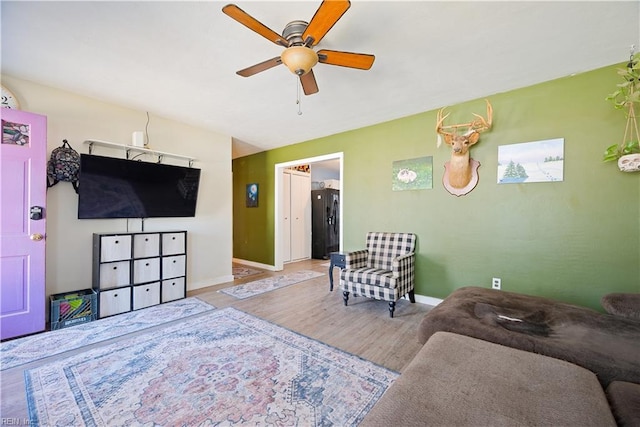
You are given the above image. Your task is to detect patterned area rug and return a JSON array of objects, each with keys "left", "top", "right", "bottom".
[
  {"left": 232, "top": 266, "right": 262, "bottom": 279},
  {"left": 26, "top": 307, "right": 397, "bottom": 426},
  {"left": 220, "top": 270, "right": 325, "bottom": 299},
  {"left": 1, "top": 297, "right": 214, "bottom": 370}
]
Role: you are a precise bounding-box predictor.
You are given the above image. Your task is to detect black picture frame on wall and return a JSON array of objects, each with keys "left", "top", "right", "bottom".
[{"left": 246, "top": 183, "right": 258, "bottom": 207}]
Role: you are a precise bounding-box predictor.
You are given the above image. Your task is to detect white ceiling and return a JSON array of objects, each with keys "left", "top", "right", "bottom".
[{"left": 2, "top": 1, "right": 639, "bottom": 158}]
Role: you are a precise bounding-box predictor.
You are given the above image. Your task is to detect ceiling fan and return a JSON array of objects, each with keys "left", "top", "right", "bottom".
[{"left": 222, "top": 0, "right": 375, "bottom": 96}]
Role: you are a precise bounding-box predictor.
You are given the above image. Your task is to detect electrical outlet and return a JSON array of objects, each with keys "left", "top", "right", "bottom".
[{"left": 492, "top": 277, "right": 501, "bottom": 290}]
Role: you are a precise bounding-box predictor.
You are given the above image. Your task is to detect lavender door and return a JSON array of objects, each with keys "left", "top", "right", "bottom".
[{"left": 0, "top": 108, "right": 47, "bottom": 340}]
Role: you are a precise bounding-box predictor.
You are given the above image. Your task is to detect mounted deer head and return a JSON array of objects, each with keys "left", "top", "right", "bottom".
[{"left": 436, "top": 100, "right": 493, "bottom": 195}]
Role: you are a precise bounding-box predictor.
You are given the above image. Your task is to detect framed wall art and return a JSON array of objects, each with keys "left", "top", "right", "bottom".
[
  {"left": 246, "top": 183, "right": 258, "bottom": 207},
  {"left": 498, "top": 138, "right": 564, "bottom": 184},
  {"left": 392, "top": 156, "right": 433, "bottom": 191}
]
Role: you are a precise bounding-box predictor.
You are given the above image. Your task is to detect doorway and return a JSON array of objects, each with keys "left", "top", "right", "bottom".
[{"left": 274, "top": 153, "right": 343, "bottom": 271}]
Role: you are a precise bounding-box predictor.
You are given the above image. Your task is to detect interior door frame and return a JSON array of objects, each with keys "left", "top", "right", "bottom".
[{"left": 274, "top": 152, "right": 343, "bottom": 271}]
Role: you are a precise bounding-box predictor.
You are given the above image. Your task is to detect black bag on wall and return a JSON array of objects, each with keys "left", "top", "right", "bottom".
[{"left": 47, "top": 139, "right": 80, "bottom": 193}]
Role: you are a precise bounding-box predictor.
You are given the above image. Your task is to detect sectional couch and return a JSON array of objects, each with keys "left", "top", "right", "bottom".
[{"left": 362, "top": 286, "right": 640, "bottom": 426}]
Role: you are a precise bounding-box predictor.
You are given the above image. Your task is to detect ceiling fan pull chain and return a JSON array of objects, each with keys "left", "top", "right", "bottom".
[{"left": 297, "top": 78, "right": 303, "bottom": 116}]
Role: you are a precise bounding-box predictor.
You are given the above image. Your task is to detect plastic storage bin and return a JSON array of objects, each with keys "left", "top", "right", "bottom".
[{"left": 50, "top": 289, "right": 97, "bottom": 330}]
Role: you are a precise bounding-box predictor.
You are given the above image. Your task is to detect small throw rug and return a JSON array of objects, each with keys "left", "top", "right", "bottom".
[
  {"left": 2, "top": 297, "right": 214, "bottom": 370},
  {"left": 220, "top": 270, "right": 324, "bottom": 299},
  {"left": 232, "top": 266, "right": 262, "bottom": 279},
  {"left": 25, "top": 307, "right": 397, "bottom": 426}
]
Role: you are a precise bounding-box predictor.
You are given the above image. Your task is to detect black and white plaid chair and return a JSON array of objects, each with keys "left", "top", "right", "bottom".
[{"left": 340, "top": 232, "right": 417, "bottom": 318}]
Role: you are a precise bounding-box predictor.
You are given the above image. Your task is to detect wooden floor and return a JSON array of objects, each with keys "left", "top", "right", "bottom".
[{"left": 0, "top": 259, "right": 433, "bottom": 421}]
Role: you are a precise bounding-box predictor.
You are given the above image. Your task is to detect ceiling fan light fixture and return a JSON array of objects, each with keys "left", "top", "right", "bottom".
[{"left": 281, "top": 46, "right": 318, "bottom": 76}]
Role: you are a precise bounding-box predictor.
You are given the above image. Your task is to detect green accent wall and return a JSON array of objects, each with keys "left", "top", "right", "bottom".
[{"left": 233, "top": 64, "right": 640, "bottom": 310}]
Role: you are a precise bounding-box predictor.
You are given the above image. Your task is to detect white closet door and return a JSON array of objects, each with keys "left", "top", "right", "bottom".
[
  {"left": 290, "top": 172, "right": 311, "bottom": 261},
  {"left": 282, "top": 172, "right": 292, "bottom": 263}
]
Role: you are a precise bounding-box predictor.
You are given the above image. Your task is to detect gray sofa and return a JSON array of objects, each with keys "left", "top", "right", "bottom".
[
  {"left": 416, "top": 287, "right": 640, "bottom": 387},
  {"left": 363, "top": 287, "right": 640, "bottom": 426},
  {"left": 362, "top": 331, "right": 617, "bottom": 426}
]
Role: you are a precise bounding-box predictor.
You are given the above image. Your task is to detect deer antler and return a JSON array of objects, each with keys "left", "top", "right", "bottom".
[
  {"left": 435, "top": 108, "right": 453, "bottom": 147},
  {"left": 435, "top": 99, "right": 493, "bottom": 145},
  {"left": 468, "top": 100, "right": 493, "bottom": 134}
]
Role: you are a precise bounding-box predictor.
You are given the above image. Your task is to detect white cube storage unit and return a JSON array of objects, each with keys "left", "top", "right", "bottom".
[{"left": 92, "top": 231, "right": 187, "bottom": 318}]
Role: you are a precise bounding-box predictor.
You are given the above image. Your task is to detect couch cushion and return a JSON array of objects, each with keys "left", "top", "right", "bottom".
[
  {"left": 362, "top": 332, "right": 616, "bottom": 427},
  {"left": 601, "top": 293, "right": 640, "bottom": 320},
  {"left": 418, "top": 286, "right": 640, "bottom": 387},
  {"left": 341, "top": 267, "right": 394, "bottom": 288},
  {"left": 606, "top": 381, "right": 640, "bottom": 427},
  {"left": 365, "top": 232, "right": 416, "bottom": 270}
]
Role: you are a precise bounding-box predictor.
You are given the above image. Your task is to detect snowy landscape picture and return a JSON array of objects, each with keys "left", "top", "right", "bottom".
[{"left": 497, "top": 138, "right": 564, "bottom": 184}]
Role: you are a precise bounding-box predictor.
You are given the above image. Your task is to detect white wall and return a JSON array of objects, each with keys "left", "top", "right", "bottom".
[
  {"left": 3, "top": 75, "right": 234, "bottom": 297},
  {"left": 310, "top": 163, "right": 340, "bottom": 182}
]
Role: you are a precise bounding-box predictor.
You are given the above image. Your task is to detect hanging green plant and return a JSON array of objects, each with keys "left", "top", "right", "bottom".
[
  {"left": 603, "top": 139, "right": 640, "bottom": 162},
  {"left": 603, "top": 51, "right": 640, "bottom": 164}
]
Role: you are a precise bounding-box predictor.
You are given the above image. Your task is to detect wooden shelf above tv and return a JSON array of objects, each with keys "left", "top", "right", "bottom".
[{"left": 83, "top": 139, "right": 196, "bottom": 167}]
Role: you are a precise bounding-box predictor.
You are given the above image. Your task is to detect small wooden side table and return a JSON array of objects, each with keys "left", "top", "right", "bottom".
[{"left": 328, "top": 252, "right": 347, "bottom": 291}]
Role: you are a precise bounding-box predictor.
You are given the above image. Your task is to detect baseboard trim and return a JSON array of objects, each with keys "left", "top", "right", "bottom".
[
  {"left": 413, "top": 294, "right": 443, "bottom": 307},
  {"left": 189, "top": 274, "right": 235, "bottom": 291},
  {"left": 232, "top": 258, "right": 279, "bottom": 272}
]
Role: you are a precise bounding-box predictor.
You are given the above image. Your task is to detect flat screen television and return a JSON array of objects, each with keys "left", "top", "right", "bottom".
[{"left": 77, "top": 154, "right": 201, "bottom": 219}]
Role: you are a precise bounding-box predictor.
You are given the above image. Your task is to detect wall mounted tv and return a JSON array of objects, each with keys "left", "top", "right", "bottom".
[{"left": 77, "top": 154, "right": 201, "bottom": 219}]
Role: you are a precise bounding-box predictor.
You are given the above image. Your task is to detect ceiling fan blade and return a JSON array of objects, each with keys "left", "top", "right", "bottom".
[
  {"left": 222, "top": 4, "right": 289, "bottom": 47},
  {"left": 237, "top": 57, "right": 283, "bottom": 77},
  {"left": 317, "top": 49, "right": 375, "bottom": 70},
  {"left": 300, "top": 69, "right": 319, "bottom": 95},
  {"left": 302, "top": 0, "right": 350, "bottom": 47}
]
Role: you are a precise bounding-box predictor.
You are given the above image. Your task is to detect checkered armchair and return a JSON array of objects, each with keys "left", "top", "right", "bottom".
[{"left": 340, "top": 232, "right": 417, "bottom": 317}]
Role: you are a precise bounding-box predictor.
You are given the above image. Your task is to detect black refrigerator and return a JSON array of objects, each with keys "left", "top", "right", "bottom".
[{"left": 311, "top": 188, "right": 340, "bottom": 259}]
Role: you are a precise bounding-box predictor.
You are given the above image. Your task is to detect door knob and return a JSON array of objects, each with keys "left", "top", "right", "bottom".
[{"left": 30, "top": 233, "right": 44, "bottom": 241}]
